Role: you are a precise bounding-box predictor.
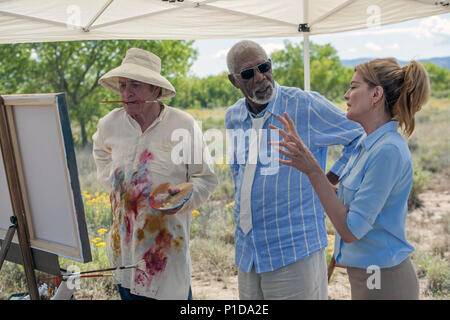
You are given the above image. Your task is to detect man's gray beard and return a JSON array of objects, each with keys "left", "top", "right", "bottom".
[{"left": 248, "top": 82, "right": 274, "bottom": 105}]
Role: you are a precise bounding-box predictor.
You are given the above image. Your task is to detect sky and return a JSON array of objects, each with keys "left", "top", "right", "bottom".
[{"left": 190, "top": 12, "right": 450, "bottom": 78}]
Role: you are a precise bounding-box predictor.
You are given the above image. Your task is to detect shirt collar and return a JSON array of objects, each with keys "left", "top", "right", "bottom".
[
  {"left": 151, "top": 102, "right": 167, "bottom": 127},
  {"left": 360, "top": 121, "right": 399, "bottom": 151},
  {"left": 125, "top": 102, "right": 167, "bottom": 133},
  {"left": 240, "top": 82, "right": 280, "bottom": 122}
]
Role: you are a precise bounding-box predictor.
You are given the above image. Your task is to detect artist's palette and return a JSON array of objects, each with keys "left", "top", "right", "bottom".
[{"left": 149, "top": 182, "right": 193, "bottom": 211}]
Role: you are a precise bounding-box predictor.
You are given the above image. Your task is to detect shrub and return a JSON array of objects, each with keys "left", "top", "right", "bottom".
[
  {"left": 408, "top": 164, "right": 431, "bottom": 210},
  {"left": 190, "top": 200, "right": 237, "bottom": 280},
  {"left": 413, "top": 252, "right": 450, "bottom": 297}
]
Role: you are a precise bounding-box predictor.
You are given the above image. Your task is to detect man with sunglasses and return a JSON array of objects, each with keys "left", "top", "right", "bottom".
[{"left": 225, "top": 40, "right": 364, "bottom": 300}]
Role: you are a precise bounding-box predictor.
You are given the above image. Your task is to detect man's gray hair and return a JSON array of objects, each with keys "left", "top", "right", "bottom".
[{"left": 226, "top": 40, "right": 268, "bottom": 74}]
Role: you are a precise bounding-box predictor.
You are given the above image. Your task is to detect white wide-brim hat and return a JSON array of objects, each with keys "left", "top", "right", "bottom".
[{"left": 99, "top": 48, "right": 176, "bottom": 100}]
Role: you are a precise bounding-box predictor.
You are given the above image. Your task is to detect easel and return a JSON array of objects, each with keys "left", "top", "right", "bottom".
[
  {"left": 0, "top": 93, "right": 92, "bottom": 300},
  {"left": 0, "top": 95, "right": 39, "bottom": 299}
]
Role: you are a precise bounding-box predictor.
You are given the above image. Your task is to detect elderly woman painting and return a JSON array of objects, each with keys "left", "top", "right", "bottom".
[
  {"left": 92, "top": 48, "right": 218, "bottom": 300},
  {"left": 270, "top": 58, "right": 430, "bottom": 299}
]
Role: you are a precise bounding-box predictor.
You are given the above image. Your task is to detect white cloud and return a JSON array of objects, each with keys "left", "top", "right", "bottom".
[
  {"left": 365, "top": 41, "right": 382, "bottom": 51},
  {"left": 389, "top": 43, "right": 400, "bottom": 50},
  {"left": 347, "top": 48, "right": 357, "bottom": 53},
  {"left": 415, "top": 16, "right": 450, "bottom": 38},
  {"left": 213, "top": 49, "right": 228, "bottom": 59},
  {"left": 262, "top": 42, "right": 284, "bottom": 54}
]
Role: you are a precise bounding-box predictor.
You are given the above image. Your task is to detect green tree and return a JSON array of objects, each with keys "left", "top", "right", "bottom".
[
  {"left": 169, "top": 72, "right": 242, "bottom": 109},
  {"left": 200, "top": 72, "right": 243, "bottom": 108},
  {"left": 423, "top": 62, "right": 450, "bottom": 98},
  {"left": 271, "top": 40, "right": 353, "bottom": 101},
  {"left": 0, "top": 40, "right": 198, "bottom": 146},
  {"left": 168, "top": 75, "right": 203, "bottom": 109}
]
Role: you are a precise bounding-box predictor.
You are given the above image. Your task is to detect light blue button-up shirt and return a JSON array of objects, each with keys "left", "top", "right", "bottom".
[
  {"left": 225, "top": 83, "right": 364, "bottom": 273},
  {"left": 335, "top": 121, "right": 415, "bottom": 269}
]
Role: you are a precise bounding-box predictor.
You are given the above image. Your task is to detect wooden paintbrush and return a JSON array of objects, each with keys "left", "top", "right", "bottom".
[
  {"left": 100, "top": 100, "right": 157, "bottom": 104},
  {"left": 61, "top": 260, "right": 147, "bottom": 279}
]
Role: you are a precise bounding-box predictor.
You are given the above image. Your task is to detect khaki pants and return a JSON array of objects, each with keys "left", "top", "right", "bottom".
[
  {"left": 346, "top": 256, "right": 419, "bottom": 300},
  {"left": 238, "top": 249, "right": 328, "bottom": 300}
]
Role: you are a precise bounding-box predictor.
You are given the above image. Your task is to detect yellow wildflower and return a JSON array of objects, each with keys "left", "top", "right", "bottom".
[
  {"left": 97, "top": 228, "right": 108, "bottom": 234},
  {"left": 192, "top": 210, "right": 200, "bottom": 216},
  {"left": 326, "top": 234, "right": 335, "bottom": 254},
  {"left": 91, "top": 237, "right": 102, "bottom": 243},
  {"left": 95, "top": 242, "right": 106, "bottom": 247},
  {"left": 214, "top": 156, "right": 230, "bottom": 169},
  {"left": 225, "top": 201, "right": 235, "bottom": 208}
]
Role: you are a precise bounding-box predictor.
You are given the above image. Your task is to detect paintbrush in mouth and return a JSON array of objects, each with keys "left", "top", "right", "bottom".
[{"left": 100, "top": 100, "right": 157, "bottom": 104}]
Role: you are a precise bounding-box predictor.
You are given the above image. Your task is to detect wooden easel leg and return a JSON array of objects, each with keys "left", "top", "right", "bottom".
[
  {"left": 0, "top": 220, "right": 17, "bottom": 270},
  {"left": 16, "top": 219, "right": 40, "bottom": 300},
  {"left": 0, "top": 96, "right": 40, "bottom": 300}
]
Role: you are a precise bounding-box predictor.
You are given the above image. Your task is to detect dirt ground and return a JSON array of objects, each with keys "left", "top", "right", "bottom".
[{"left": 191, "top": 173, "right": 450, "bottom": 300}]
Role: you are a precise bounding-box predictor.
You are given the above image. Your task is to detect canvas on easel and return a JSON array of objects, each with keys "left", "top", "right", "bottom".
[{"left": 0, "top": 93, "right": 91, "bottom": 263}]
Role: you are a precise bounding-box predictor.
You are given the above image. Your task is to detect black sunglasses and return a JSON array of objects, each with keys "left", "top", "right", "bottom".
[{"left": 237, "top": 60, "right": 272, "bottom": 80}]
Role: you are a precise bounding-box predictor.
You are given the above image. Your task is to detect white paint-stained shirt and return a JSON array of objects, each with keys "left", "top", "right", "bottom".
[
  {"left": 92, "top": 105, "right": 218, "bottom": 299},
  {"left": 225, "top": 82, "right": 364, "bottom": 273}
]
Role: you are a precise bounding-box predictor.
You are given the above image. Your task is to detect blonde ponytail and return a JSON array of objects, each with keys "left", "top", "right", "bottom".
[
  {"left": 393, "top": 61, "right": 430, "bottom": 137},
  {"left": 355, "top": 58, "right": 430, "bottom": 137}
]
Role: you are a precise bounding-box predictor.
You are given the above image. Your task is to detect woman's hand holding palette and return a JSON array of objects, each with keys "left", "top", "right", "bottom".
[{"left": 149, "top": 182, "right": 193, "bottom": 213}]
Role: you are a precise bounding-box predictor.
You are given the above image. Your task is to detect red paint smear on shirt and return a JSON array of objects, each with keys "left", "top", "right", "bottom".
[
  {"left": 122, "top": 151, "right": 153, "bottom": 245},
  {"left": 123, "top": 186, "right": 147, "bottom": 245},
  {"left": 135, "top": 229, "right": 172, "bottom": 289},
  {"left": 139, "top": 149, "right": 154, "bottom": 163}
]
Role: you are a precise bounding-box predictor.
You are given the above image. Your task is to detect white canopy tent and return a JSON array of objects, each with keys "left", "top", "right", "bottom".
[{"left": 0, "top": 0, "right": 449, "bottom": 90}]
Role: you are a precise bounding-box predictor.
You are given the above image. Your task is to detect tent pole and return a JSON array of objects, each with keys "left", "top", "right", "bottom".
[
  {"left": 83, "top": 0, "right": 114, "bottom": 32},
  {"left": 303, "top": 33, "right": 310, "bottom": 92},
  {"left": 301, "top": 0, "right": 311, "bottom": 92}
]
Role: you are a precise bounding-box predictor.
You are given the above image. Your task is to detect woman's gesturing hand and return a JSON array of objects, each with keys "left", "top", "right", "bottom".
[{"left": 269, "top": 112, "right": 321, "bottom": 176}]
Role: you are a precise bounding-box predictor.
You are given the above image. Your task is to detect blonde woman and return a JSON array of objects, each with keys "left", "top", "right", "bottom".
[{"left": 270, "top": 58, "right": 430, "bottom": 299}]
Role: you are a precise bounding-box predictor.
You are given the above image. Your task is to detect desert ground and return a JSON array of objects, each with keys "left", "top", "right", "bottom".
[{"left": 191, "top": 171, "right": 450, "bottom": 300}]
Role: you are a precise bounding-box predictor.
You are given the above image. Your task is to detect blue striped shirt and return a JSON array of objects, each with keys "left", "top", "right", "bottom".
[
  {"left": 225, "top": 83, "right": 364, "bottom": 273},
  {"left": 335, "top": 121, "right": 415, "bottom": 269}
]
